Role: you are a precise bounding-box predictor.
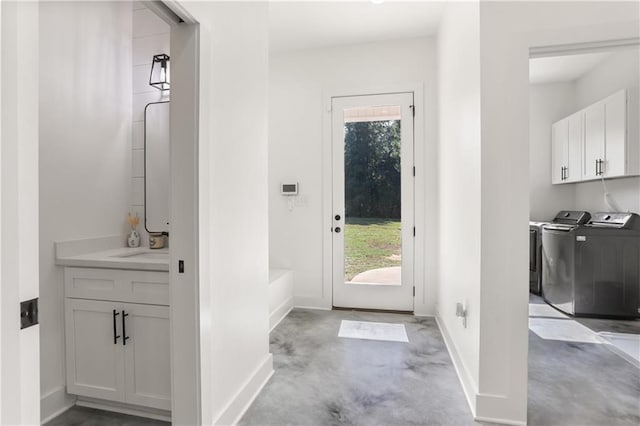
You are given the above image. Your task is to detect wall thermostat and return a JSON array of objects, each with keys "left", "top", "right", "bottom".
[{"left": 281, "top": 183, "right": 298, "bottom": 195}]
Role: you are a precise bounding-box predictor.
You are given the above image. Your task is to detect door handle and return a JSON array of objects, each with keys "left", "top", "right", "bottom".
[
  {"left": 122, "top": 310, "right": 129, "bottom": 346},
  {"left": 113, "top": 309, "right": 120, "bottom": 345},
  {"left": 334, "top": 227, "right": 341, "bottom": 233}
]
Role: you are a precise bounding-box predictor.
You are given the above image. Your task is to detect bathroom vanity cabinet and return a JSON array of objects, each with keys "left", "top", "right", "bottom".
[{"left": 64, "top": 267, "right": 171, "bottom": 411}]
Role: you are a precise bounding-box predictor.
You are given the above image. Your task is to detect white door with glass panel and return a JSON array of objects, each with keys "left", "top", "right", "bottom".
[{"left": 331, "top": 93, "right": 414, "bottom": 311}]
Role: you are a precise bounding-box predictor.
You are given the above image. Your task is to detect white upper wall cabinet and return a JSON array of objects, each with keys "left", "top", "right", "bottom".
[
  {"left": 583, "top": 100, "right": 605, "bottom": 180},
  {"left": 551, "top": 118, "right": 569, "bottom": 184},
  {"left": 567, "top": 113, "right": 583, "bottom": 182},
  {"left": 551, "top": 111, "right": 582, "bottom": 183},
  {"left": 553, "top": 89, "right": 638, "bottom": 184},
  {"left": 604, "top": 90, "right": 628, "bottom": 178}
]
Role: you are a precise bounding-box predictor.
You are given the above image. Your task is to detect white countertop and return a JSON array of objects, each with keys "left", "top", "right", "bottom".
[{"left": 55, "top": 236, "right": 169, "bottom": 272}]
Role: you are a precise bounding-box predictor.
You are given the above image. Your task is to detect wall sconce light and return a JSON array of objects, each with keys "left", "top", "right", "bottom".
[{"left": 149, "top": 54, "right": 170, "bottom": 91}]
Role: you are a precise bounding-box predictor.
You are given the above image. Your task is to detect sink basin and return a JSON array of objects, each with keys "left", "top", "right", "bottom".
[{"left": 112, "top": 251, "right": 169, "bottom": 260}]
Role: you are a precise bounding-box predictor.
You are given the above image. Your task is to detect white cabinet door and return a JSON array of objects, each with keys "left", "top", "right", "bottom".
[
  {"left": 123, "top": 303, "right": 171, "bottom": 410},
  {"left": 604, "top": 90, "right": 627, "bottom": 177},
  {"left": 551, "top": 118, "right": 569, "bottom": 184},
  {"left": 566, "top": 112, "right": 583, "bottom": 182},
  {"left": 65, "top": 299, "right": 126, "bottom": 402},
  {"left": 583, "top": 101, "right": 605, "bottom": 180}
]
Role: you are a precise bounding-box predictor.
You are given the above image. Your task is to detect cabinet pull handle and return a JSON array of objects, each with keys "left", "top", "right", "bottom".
[
  {"left": 122, "top": 310, "right": 129, "bottom": 346},
  {"left": 113, "top": 310, "right": 120, "bottom": 345}
]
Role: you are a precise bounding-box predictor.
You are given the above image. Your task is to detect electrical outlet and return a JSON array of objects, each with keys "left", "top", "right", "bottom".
[{"left": 456, "top": 302, "right": 467, "bottom": 328}]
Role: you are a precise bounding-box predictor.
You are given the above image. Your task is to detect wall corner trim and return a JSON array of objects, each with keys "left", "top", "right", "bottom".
[
  {"left": 435, "top": 316, "right": 478, "bottom": 417},
  {"left": 213, "top": 354, "right": 274, "bottom": 426}
]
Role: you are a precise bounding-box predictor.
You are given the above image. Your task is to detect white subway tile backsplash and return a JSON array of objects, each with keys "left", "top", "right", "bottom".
[
  {"left": 133, "top": 8, "right": 170, "bottom": 38},
  {"left": 132, "top": 149, "right": 144, "bottom": 177},
  {"left": 132, "top": 177, "right": 145, "bottom": 206},
  {"left": 132, "top": 121, "right": 144, "bottom": 149},
  {"left": 133, "top": 91, "right": 168, "bottom": 122},
  {"left": 133, "top": 64, "right": 156, "bottom": 94},
  {"left": 131, "top": 3, "right": 170, "bottom": 246},
  {"left": 133, "top": 33, "right": 170, "bottom": 66}
]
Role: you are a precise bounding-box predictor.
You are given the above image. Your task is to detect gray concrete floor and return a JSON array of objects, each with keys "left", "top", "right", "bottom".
[
  {"left": 240, "top": 309, "right": 479, "bottom": 426},
  {"left": 45, "top": 405, "right": 168, "bottom": 426},
  {"left": 527, "top": 295, "right": 640, "bottom": 426},
  {"left": 48, "top": 298, "right": 639, "bottom": 426}
]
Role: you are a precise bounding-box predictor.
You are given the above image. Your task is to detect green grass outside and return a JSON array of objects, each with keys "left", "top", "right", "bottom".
[{"left": 344, "top": 217, "right": 401, "bottom": 281}]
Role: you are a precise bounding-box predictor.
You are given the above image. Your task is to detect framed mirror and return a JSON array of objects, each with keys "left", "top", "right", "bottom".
[{"left": 144, "top": 101, "right": 170, "bottom": 234}]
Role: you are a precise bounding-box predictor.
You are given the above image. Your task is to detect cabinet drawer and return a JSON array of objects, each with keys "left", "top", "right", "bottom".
[{"left": 65, "top": 268, "right": 169, "bottom": 305}]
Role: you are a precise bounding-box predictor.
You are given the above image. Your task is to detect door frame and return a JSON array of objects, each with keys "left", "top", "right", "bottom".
[
  {"left": 322, "top": 84, "right": 425, "bottom": 311},
  {"left": 150, "top": 2, "right": 201, "bottom": 424}
]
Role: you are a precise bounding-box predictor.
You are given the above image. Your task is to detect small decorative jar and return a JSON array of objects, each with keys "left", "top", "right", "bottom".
[
  {"left": 127, "top": 230, "right": 140, "bottom": 248},
  {"left": 126, "top": 213, "right": 141, "bottom": 248}
]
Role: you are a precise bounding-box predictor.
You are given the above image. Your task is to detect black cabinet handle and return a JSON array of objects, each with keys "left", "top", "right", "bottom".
[
  {"left": 122, "top": 310, "right": 129, "bottom": 346},
  {"left": 596, "top": 159, "right": 604, "bottom": 176},
  {"left": 113, "top": 310, "right": 120, "bottom": 344}
]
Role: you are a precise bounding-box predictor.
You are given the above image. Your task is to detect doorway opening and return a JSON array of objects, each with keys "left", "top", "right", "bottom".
[
  {"left": 37, "top": 1, "right": 200, "bottom": 425},
  {"left": 331, "top": 93, "right": 415, "bottom": 311},
  {"left": 527, "top": 41, "right": 640, "bottom": 424}
]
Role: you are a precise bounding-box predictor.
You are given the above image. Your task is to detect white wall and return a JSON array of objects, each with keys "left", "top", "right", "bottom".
[
  {"left": 269, "top": 37, "right": 438, "bottom": 313},
  {"left": 39, "top": 1, "right": 132, "bottom": 421},
  {"left": 131, "top": 3, "right": 170, "bottom": 246},
  {"left": 529, "top": 82, "right": 577, "bottom": 220},
  {"left": 435, "top": 0, "right": 481, "bottom": 414},
  {"left": 473, "top": 1, "right": 639, "bottom": 424},
  {"left": 1, "top": 1, "right": 40, "bottom": 424},
  {"left": 573, "top": 48, "right": 640, "bottom": 213},
  {"left": 178, "top": 2, "right": 272, "bottom": 424}
]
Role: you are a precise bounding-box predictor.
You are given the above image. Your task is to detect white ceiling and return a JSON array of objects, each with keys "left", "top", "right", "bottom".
[
  {"left": 529, "top": 52, "right": 612, "bottom": 85},
  {"left": 268, "top": 1, "right": 445, "bottom": 54}
]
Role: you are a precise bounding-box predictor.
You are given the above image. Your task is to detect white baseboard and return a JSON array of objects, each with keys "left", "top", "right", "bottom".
[
  {"left": 475, "top": 392, "right": 528, "bottom": 426},
  {"left": 41, "top": 386, "right": 76, "bottom": 425},
  {"left": 270, "top": 297, "right": 293, "bottom": 331},
  {"left": 75, "top": 398, "right": 171, "bottom": 422},
  {"left": 435, "top": 315, "right": 478, "bottom": 417},
  {"left": 475, "top": 414, "right": 527, "bottom": 426},
  {"left": 213, "top": 353, "right": 274, "bottom": 426},
  {"left": 293, "top": 295, "right": 331, "bottom": 310}
]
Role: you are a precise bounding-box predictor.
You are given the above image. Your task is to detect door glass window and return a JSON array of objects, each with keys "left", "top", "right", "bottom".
[{"left": 343, "top": 105, "right": 402, "bottom": 286}]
